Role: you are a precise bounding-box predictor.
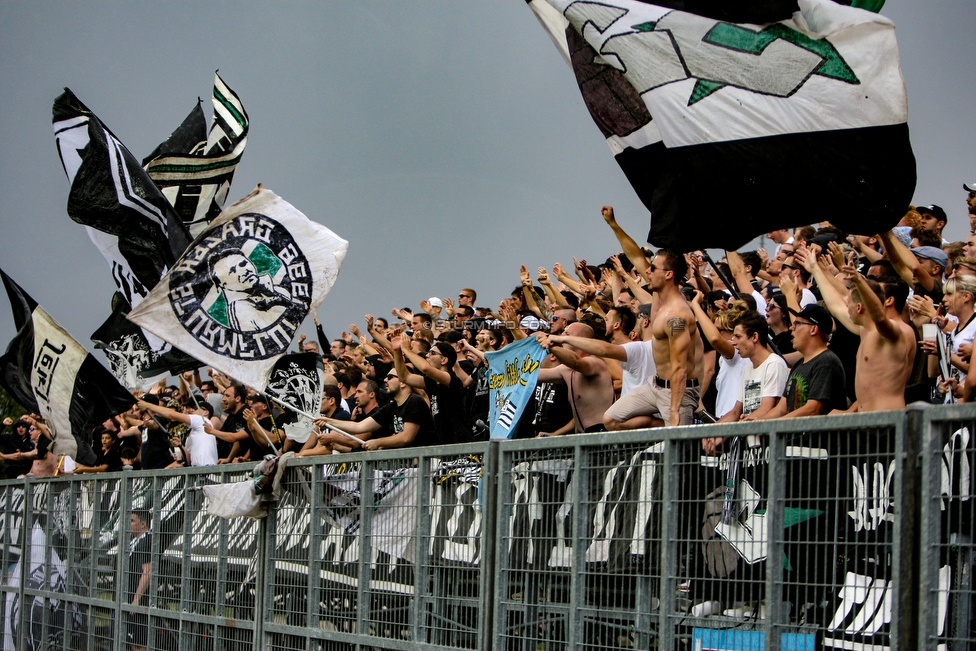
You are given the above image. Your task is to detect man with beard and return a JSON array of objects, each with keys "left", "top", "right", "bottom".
[
  {"left": 208, "top": 248, "right": 293, "bottom": 332},
  {"left": 205, "top": 385, "right": 250, "bottom": 463},
  {"left": 394, "top": 339, "right": 470, "bottom": 444},
  {"left": 316, "top": 372, "right": 437, "bottom": 450}
]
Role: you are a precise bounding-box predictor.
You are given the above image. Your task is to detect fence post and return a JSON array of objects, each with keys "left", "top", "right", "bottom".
[
  {"left": 16, "top": 479, "right": 30, "bottom": 651},
  {"left": 765, "top": 427, "right": 785, "bottom": 651},
  {"left": 253, "top": 507, "right": 270, "bottom": 646},
  {"left": 897, "top": 405, "right": 925, "bottom": 650},
  {"left": 480, "top": 440, "right": 499, "bottom": 651},
  {"left": 657, "top": 438, "right": 678, "bottom": 651}
]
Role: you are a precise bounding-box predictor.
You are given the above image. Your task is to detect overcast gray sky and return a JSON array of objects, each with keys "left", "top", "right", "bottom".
[{"left": 0, "top": 1, "right": 973, "bottom": 364}]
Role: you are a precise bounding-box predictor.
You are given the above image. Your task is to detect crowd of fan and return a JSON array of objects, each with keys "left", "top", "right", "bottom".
[{"left": 3, "top": 184, "right": 976, "bottom": 477}]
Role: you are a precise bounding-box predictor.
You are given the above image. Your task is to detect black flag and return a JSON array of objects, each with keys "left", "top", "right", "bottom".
[{"left": 0, "top": 271, "right": 134, "bottom": 456}]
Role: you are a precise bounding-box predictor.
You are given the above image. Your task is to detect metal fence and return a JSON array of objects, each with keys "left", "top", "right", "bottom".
[{"left": 0, "top": 405, "right": 973, "bottom": 650}]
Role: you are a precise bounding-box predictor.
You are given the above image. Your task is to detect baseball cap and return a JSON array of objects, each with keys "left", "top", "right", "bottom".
[
  {"left": 917, "top": 204, "right": 948, "bottom": 224},
  {"left": 788, "top": 304, "right": 834, "bottom": 330},
  {"left": 808, "top": 232, "right": 840, "bottom": 249},
  {"left": 964, "top": 182, "right": 976, "bottom": 193},
  {"left": 428, "top": 297, "right": 444, "bottom": 308},
  {"left": 911, "top": 245, "right": 949, "bottom": 269}
]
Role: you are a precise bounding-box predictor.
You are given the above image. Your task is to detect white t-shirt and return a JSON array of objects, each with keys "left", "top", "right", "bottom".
[
  {"left": 185, "top": 414, "right": 218, "bottom": 467},
  {"left": 750, "top": 290, "right": 767, "bottom": 317},
  {"left": 620, "top": 341, "right": 657, "bottom": 397},
  {"left": 715, "top": 351, "right": 748, "bottom": 418},
  {"left": 799, "top": 288, "right": 817, "bottom": 308},
  {"left": 951, "top": 314, "right": 976, "bottom": 356},
  {"left": 738, "top": 353, "right": 789, "bottom": 415}
]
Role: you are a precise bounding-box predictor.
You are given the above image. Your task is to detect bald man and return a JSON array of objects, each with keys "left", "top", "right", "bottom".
[{"left": 535, "top": 322, "right": 615, "bottom": 433}]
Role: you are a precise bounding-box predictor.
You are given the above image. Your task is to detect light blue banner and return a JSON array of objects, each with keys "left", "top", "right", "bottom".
[{"left": 485, "top": 337, "right": 547, "bottom": 439}]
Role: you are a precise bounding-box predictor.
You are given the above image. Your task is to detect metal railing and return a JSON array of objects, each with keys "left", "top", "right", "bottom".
[{"left": 0, "top": 405, "right": 972, "bottom": 650}]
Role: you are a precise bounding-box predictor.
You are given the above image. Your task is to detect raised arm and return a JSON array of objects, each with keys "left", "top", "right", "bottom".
[
  {"left": 392, "top": 341, "right": 429, "bottom": 389},
  {"left": 879, "top": 230, "right": 930, "bottom": 290},
  {"left": 553, "top": 262, "right": 585, "bottom": 296},
  {"left": 546, "top": 334, "right": 628, "bottom": 361},
  {"left": 725, "top": 250, "right": 756, "bottom": 297},
  {"left": 538, "top": 267, "right": 571, "bottom": 308},
  {"left": 601, "top": 206, "right": 650, "bottom": 278},
  {"left": 313, "top": 312, "right": 330, "bottom": 353},
  {"left": 520, "top": 265, "right": 546, "bottom": 319},
  {"left": 137, "top": 400, "right": 191, "bottom": 425},
  {"left": 611, "top": 255, "right": 653, "bottom": 303},
  {"left": 366, "top": 314, "right": 395, "bottom": 353},
  {"left": 795, "top": 246, "right": 857, "bottom": 335},
  {"left": 847, "top": 264, "right": 901, "bottom": 342},
  {"left": 690, "top": 292, "right": 734, "bottom": 359}
]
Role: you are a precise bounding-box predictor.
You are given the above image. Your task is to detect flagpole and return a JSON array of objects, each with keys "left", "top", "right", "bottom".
[
  {"left": 263, "top": 395, "right": 366, "bottom": 446},
  {"left": 256, "top": 426, "right": 280, "bottom": 457},
  {"left": 701, "top": 251, "right": 740, "bottom": 300}
]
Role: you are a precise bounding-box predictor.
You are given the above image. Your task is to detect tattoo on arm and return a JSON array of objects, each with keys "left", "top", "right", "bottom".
[{"left": 667, "top": 317, "right": 687, "bottom": 336}]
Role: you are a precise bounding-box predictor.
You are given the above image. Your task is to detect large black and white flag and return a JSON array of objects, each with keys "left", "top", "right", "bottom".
[
  {"left": 128, "top": 185, "right": 348, "bottom": 389},
  {"left": 529, "top": 0, "right": 914, "bottom": 252},
  {"left": 264, "top": 352, "right": 325, "bottom": 444},
  {"left": 53, "top": 89, "right": 197, "bottom": 382},
  {"left": 0, "top": 271, "right": 134, "bottom": 449},
  {"left": 53, "top": 89, "right": 192, "bottom": 308},
  {"left": 144, "top": 72, "right": 250, "bottom": 238}
]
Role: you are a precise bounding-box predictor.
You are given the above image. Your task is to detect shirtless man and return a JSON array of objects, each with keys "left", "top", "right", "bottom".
[
  {"left": 546, "top": 306, "right": 658, "bottom": 399},
  {"left": 534, "top": 323, "right": 615, "bottom": 433},
  {"left": 603, "top": 249, "right": 700, "bottom": 428},
  {"left": 796, "top": 247, "right": 915, "bottom": 411}
]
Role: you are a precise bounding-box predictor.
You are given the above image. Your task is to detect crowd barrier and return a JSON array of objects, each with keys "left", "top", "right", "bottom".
[{"left": 0, "top": 404, "right": 972, "bottom": 650}]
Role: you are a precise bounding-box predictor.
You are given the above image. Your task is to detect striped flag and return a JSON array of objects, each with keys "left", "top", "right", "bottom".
[
  {"left": 53, "top": 89, "right": 198, "bottom": 387},
  {"left": 144, "top": 72, "right": 250, "bottom": 238},
  {"left": 53, "top": 89, "right": 192, "bottom": 308}
]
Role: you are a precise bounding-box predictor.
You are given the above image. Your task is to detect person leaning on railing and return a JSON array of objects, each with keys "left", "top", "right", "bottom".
[{"left": 315, "top": 367, "right": 437, "bottom": 451}]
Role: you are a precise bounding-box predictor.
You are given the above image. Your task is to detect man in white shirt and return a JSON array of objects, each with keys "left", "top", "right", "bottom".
[
  {"left": 704, "top": 311, "right": 788, "bottom": 453},
  {"left": 137, "top": 399, "right": 218, "bottom": 467}
]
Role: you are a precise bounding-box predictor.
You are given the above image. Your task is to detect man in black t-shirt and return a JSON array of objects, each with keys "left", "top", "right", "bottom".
[
  {"left": 126, "top": 510, "right": 153, "bottom": 651},
  {"left": 394, "top": 339, "right": 469, "bottom": 444},
  {"left": 766, "top": 305, "right": 849, "bottom": 418},
  {"left": 316, "top": 372, "right": 437, "bottom": 450},
  {"left": 239, "top": 394, "right": 283, "bottom": 461},
  {"left": 119, "top": 396, "right": 172, "bottom": 471},
  {"left": 296, "top": 386, "right": 353, "bottom": 456},
  {"left": 0, "top": 419, "right": 35, "bottom": 478},
  {"left": 207, "top": 386, "right": 250, "bottom": 463}
]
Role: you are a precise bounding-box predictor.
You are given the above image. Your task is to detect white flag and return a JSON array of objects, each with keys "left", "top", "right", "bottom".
[{"left": 128, "top": 185, "right": 348, "bottom": 389}]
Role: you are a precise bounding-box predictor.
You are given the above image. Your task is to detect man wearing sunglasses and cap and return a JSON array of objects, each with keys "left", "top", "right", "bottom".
[{"left": 759, "top": 304, "right": 849, "bottom": 419}]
